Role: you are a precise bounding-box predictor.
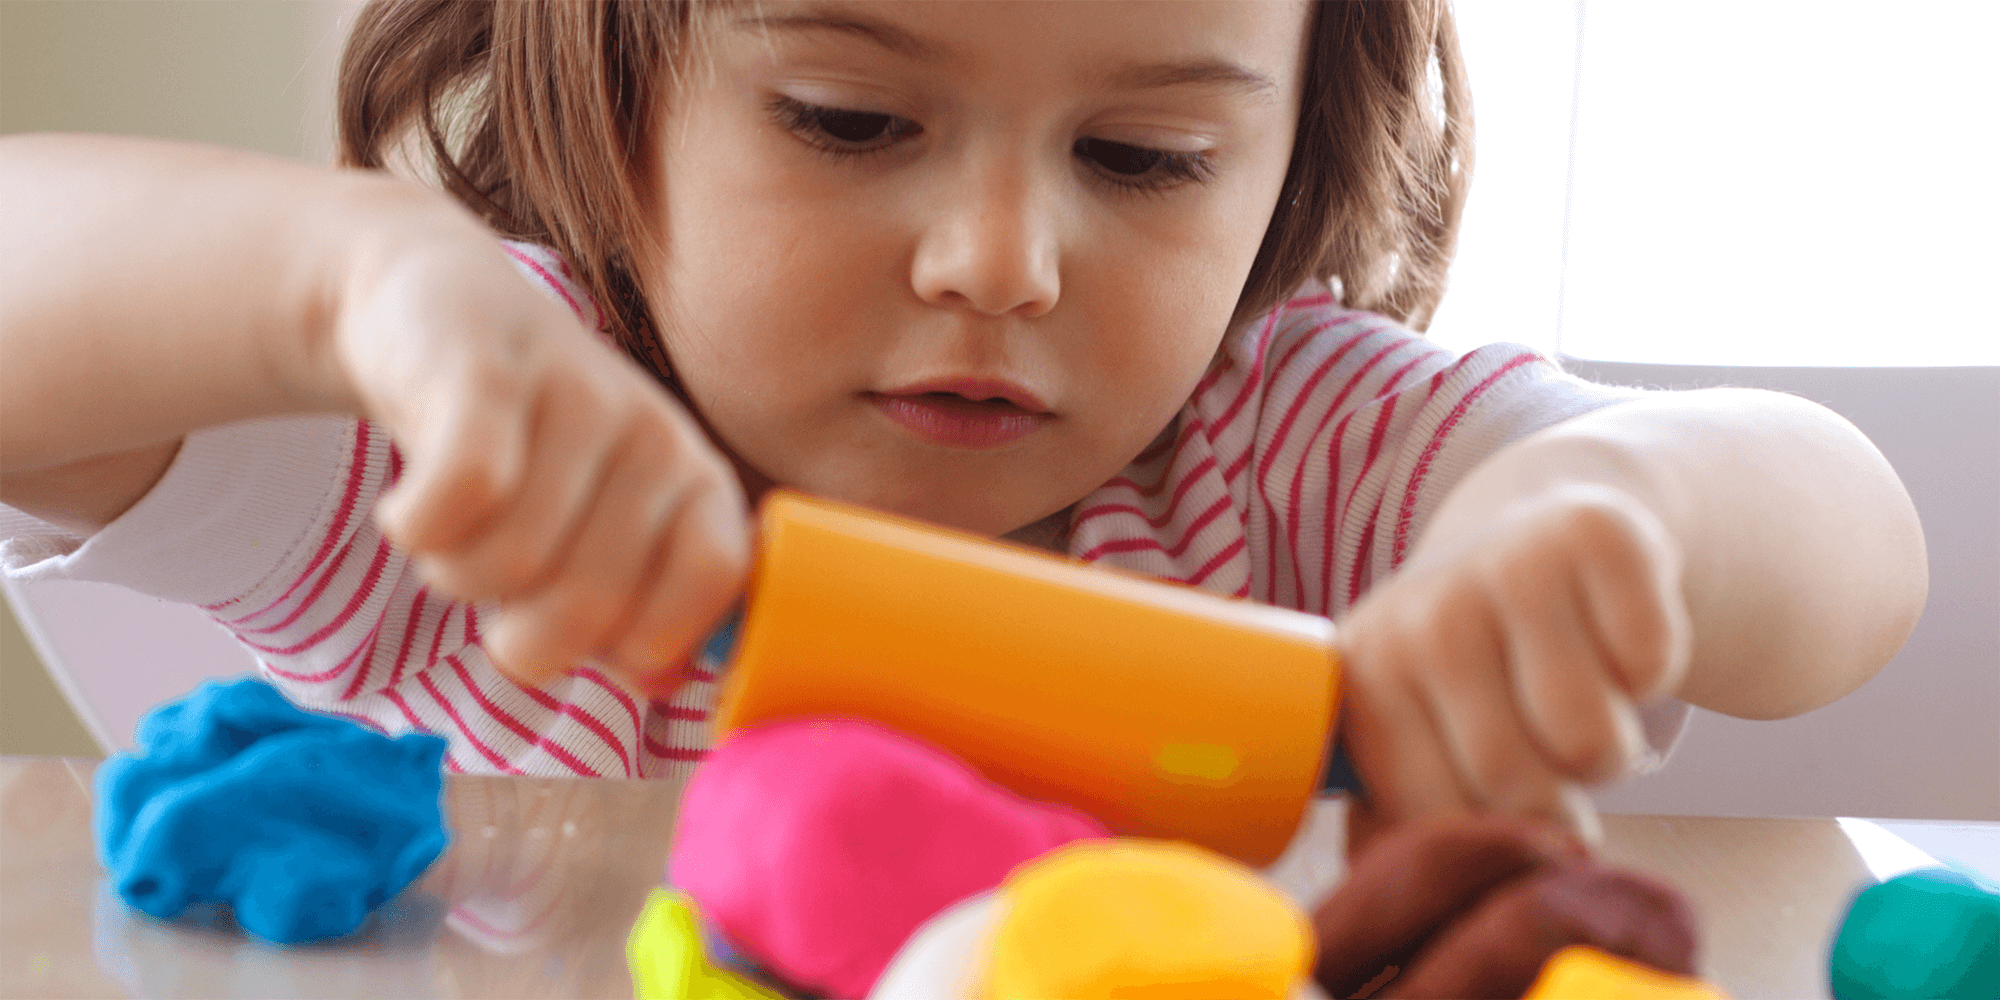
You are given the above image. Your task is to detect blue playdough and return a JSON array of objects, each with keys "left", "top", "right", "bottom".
[
  {"left": 1830, "top": 867, "right": 2000, "bottom": 1000},
  {"left": 95, "top": 677, "right": 450, "bottom": 944}
]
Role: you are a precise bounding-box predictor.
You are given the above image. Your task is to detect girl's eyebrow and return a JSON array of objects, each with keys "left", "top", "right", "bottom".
[
  {"left": 737, "top": 9, "right": 1277, "bottom": 101},
  {"left": 1103, "top": 61, "right": 1277, "bottom": 100},
  {"left": 737, "top": 12, "right": 938, "bottom": 61}
]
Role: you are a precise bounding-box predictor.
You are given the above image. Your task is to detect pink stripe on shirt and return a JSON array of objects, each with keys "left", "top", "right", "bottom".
[{"left": 1390, "top": 352, "right": 1542, "bottom": 567}]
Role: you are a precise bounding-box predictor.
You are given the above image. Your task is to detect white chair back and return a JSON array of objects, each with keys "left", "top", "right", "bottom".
[{"left": 2, "top": 575, "right": 256, "bottom": 754}]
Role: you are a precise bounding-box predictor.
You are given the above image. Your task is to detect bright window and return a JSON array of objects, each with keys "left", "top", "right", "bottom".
[{"left": 1430, "top": 1, "right": 2000, "bottom": 366}]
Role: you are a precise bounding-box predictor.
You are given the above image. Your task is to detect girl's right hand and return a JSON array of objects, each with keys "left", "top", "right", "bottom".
[{"left": 325, "top": 197, "right": 750, "bottom": 698}]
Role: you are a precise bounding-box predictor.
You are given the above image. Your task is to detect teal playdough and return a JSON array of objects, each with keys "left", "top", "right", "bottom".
[
  {"left": 1830, "top": 867, "right": 2000, "bottom": 1000},
  {"left": 95, "top": 678, "right": 450, "bottom": 944}
]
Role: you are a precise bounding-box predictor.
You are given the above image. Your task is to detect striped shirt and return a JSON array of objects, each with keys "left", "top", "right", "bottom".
[{"left": 3, "top": 243, "right": 1663, "bottom": 781}]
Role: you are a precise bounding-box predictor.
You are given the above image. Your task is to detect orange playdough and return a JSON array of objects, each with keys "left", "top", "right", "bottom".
[{"left": 977, "top": 839, "right": 1312, "bottom": 999}]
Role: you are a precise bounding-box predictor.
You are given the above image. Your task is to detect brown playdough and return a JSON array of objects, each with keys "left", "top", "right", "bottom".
[
  {"left": 1311, "top": 816, "right": 1699, "bottom": 1000},
  {"left": 1385, "top": 863, "right": 1698, "bottom": 998}
]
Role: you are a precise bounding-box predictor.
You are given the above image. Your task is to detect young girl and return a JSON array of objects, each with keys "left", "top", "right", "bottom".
[{"left": 0, "top": 0, "right": 1925, "bottom": 843}]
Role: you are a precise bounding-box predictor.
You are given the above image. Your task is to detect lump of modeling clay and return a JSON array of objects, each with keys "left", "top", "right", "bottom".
[
  {"left": 95, "top": 677, "right": 450, "bottom": 944},
  {"left": 1313, "top": 816, "right": 1701, "bottom": 999},
  {"left": 668, "top": 717, "right": 1107, "bottom": 998},
  {"left": 1525, "top": 945, "right": 1729, "bottom": 999},
  {"left": 1368, "top": 862, "right": 1699, "bottom": 999},
  {"left": 978, "top": 838, "right": 1314, "bottom": 999},
  {"left": 1830, "top": 867, "right": 2000, "bottom": 1000},
  {"left": 627, "top": 888, "right": 789, "bottom": 1000}
]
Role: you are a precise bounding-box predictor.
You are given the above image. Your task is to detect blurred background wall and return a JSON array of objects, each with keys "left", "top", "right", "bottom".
[{"left": 0, "top": 0, "right": 357, "bottom": 756}]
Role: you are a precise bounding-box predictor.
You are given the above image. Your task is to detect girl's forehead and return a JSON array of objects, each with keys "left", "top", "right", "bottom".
[{"left": 726, "top": 0, "right": 1311, "bottom": 93}]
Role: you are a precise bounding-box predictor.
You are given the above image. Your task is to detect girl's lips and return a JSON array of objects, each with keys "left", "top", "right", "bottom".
[
  {"left": 879, "top": 377, "right": 1050, "bottom": 413},
  {"left": 867, "top": 392, "right": 1052, "bottom": 449}
]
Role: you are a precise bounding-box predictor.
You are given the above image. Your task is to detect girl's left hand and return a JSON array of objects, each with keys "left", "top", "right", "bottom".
[{"left": 1336, "top": 484, "right": 1691, "bottom": 843}]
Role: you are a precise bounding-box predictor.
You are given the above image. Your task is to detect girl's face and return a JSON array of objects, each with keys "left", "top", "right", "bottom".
[{"left": 642, "top": 0, "right": 1309, "bottom": 536}]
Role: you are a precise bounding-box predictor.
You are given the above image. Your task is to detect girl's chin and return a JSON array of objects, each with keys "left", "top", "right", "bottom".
[
  {"left": 727, "top": 441, "right": 1083, "bottom": 538},
  {"left": 815, "top": 483, "right": 1046, "bottom": 539}
]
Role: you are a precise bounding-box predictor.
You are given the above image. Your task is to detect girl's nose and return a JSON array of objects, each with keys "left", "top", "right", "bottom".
[{"left": 909, "top": 161, "right": 1061, "bottom": 319}]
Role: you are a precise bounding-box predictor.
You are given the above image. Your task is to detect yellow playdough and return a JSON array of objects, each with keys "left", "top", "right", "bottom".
[
  {"left": 1524, "top": 945, "right": 1730, "bottom": 1000},
  {"left": 978, "top": 839, "right": 1313, "bottom": 999},
  {"left": 626, "top": 888, "right": 788, "bottom": 1000}
]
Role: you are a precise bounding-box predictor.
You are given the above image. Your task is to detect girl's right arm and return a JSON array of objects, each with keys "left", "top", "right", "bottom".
[{"left": 0, "top": 134, "right": 749, "bottom": 697}]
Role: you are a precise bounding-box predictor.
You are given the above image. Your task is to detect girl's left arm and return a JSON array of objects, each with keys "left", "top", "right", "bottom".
[
  {"left": 1450, "top": 387, "right": 1924, "bottom": 715},
  {"left": 1339, "top": 387, "right": 1927, "bottom": 835}
]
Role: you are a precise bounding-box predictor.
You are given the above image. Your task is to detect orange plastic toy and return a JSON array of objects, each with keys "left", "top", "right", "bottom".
[
  {"left": 1524, "top": 946, "right": 1730, "bottom": 1000},
  {"left": 714, "top": 491, "right": 1340, "bottom": 866}
]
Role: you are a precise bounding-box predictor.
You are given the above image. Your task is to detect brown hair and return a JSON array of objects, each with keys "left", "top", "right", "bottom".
[
  {"left": 1245, "top": 0, "right": 1471, "bottom": 332},
  {"left": 338, "top": 0, "right": 1471, "bottom": 383}
]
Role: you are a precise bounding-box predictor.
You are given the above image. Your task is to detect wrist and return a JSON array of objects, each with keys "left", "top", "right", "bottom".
[{"left": 288, "top": 172, "right": 494, "bottom": 416}]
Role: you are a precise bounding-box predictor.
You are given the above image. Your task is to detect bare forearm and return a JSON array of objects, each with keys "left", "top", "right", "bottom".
[
  {"left": 0, "top": 439, "right": 180, "bottom": 534},
  {"left": 0, "top": 134, "right": 493, "bottom": 530},
  {"left": 1417, "top": 388, "right": 1927, "bottom": 719},
  {"left": 2, "top": 135, "right": 353, "bottom": 469}
]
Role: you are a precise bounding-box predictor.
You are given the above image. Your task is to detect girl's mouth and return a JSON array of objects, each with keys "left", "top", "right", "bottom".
[{"left": 866, "top": 390, "right": 1052, "bottom": 449}]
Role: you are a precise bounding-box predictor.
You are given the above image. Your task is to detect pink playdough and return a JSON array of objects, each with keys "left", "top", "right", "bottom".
[{"left": 668, "top": 717, "right": 1108, "bottom": 998}]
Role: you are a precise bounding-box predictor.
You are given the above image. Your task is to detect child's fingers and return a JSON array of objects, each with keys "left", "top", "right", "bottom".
[
  {"left": 1389, "top": 564, "right": 1576, "bottom": 815},
  {"left": 1428, "top": 639, "right": 1591, "bottom": 822},
  {"left": 1575, "top": 502, "right": 1691, "bottom": 701},
  {"left": 1411, "top": 585, "right": 1600, "bottom": 838},
  {"left": 420, "top": 375, "right": 620, "bottom": 600},
  {"left": 375, "top": 359, "right": 532, "bottom": 557},
  {"left": 1341, "top": 599, "right": 1487, "bottom": 825},
  {"left": 1345, "top": 572, "right": 1608, "bottom": 845},
  {"left": 1497, "top": 565, "right": 1648, "bottom": 784},
  {"left": 603, "top": 473, "right": 750, "bottom": 697},
  {"left": 478, "top": 417, "right": 681, "bottom": 685},
  {"left": 1514, "top": 640, "right": 1648, "bottom": 789}
]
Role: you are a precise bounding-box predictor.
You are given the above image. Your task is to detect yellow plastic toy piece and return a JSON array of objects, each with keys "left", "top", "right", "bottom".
[
  {"left": 1524, "top": 945, "right": 1731, "bottom": 1000},
  {"left": 715, "top": 491, "right": 1340, "bottom": 867},
  {"left": 976, "top": 839, "right": 1314, "bottom": 999},
  {"left": 626, "top": 888, "right": 788, "bottom": 1000}
]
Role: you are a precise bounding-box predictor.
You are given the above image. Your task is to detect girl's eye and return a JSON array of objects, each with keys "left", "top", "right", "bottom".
[
  {"left": 1075, "top": 138, "right": 1163, "bottom": 176},
  {"left": 770, "top": 96, "right": 919, "bottom": 154},
  {"left": 1072, "top": 137, "right": 1216, "bottom": 192}
]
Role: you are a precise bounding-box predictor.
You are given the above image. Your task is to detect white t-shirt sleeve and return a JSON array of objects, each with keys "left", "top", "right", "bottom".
[{"left": 2, "top": 416, "right": 356, "bottom": 606}]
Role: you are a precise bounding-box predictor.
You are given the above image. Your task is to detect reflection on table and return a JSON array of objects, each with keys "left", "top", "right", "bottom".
[{"left": 0, "top": 755, "right": 1955, "bottom": 999}]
